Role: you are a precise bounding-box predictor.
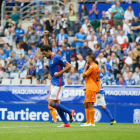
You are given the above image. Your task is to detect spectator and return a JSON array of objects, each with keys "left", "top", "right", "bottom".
[
  {"left": 6, "top": 57, "right": 17, "bottom": 73},
  {"left": 80, "top": 42, "right": 92, "bottom": 60},
  {"left": 56, "top": 28, "right": 68, "bottom": 47},
  {"left": 36, "top": 25, "right": 44, "bottom": 41},
  {"left": 70, "top": 55, "right": 78, "bottom": 70},
  {"left": 10, "top": 51, "right": 18, "bottom": 61},
  {"left": 136, "top": 32, "right": 140, "bottom": 43},
  {"left": 59, "top": 5, "right": 68, "bottom": 16},
  {"left": 61, "top": 45, "right": 72, "bottom": 63},
  {"left": 3, "top": 43, "right": 12, "bottom": 58},
  {"left": 51, "top": 41, "right": 59, "bottom": 54},
  {"left": 94, "top": 43, "right": 101, "bottom": 57},
  {"left": 100, "top": 67, "right": 108, "bottom": 85},
  {"left": 16, "top": 54, "right": 25, "bottom": 73},
  {"left": 64, "top": 38, "right": 71, "bottom": 47},
  {"left": 44, "top": 14, "right": 53, "bottom": 33},
  {"left": 5, "top": 18, "right": 15, "bottom": 29},
  {"left": 116, "top": 77, "right": 127, "bottom": 85},
  {"left": 69, "top": 4, "right": 77, "bottom": 30},
  {"left": 0, "top": 50, "right": 7, "bottom": 61},
  {"left": 99, "top": 36, "right": 107, "bottom": 50},
  {"left": 5, "top": 27, "right": 14, "bottom": 47},
  {"left": 105, "top": 55, "right": 111, "bottom": 71},
  {"left": 137, "top": 75, "right": 140, "bottom": 85},
  {"left": 0, "top": 63, "right": 6, "bottom": 79},
  {"left": 123, "top": 66, "right": 132, "bottom": 81},
  {"left": 110, "top": 52, "right": 119, "bottom": 79},
  {"left": 11, "top": 7, "right": 20, "bottom": 27},
  {"left": 126, "top": 73, "right": 136, "bottom": 85},
  {"left": 3, "top": 14, "right": 9, "bottom": 27},
  {"left": 136, "top": 49, "right": 140, "bottom": 68},
  {"left": 112, "top": 44, "right": 123, "bottom": 60},
  {"left": 15, "top": 24, "right": 25, "bottom": 43},
  {"left": 26, "top": 49, "right": 33, "bottom": 60},
  {"left": 111, "top": 1, "right": 124, "bottom": 29},
  {"left": 117, "top": 30, "right": 128, "bottom": 45},
  {"left": 57, "top": 50, "right": 62, "bottom": 56},
  {"left": 30, "top": 43, "right": 37, "bottom": 56},
  {"left": 0, "top": 21, "right": 4, "bottom": 37},
  {"left": 96, "top": 52, "right": 107, "bottom": 68},
  {"left": 97, "top": 32, "right": 102, "bottom": 43},
  {"left": 125, "top": 51, "right": 133, "bottom": 66},
  {"left": 121, "top": 63, "right": 127, "bottom": 74},
  {"left": 90, "top": 19, "right": 100, "bottom": 32},
  {"left": 80, "top": 5, "right": 89, "bottom": 23},
  {"left": 16, "top": 43, "right": 25, "bottom": 58},
  {"left": 104, "top": 44, "right": 112, "bottom": 57},
  {"left": 25, "top": 26, "right": 32, "bottom": 43},
  {"left": 35, "top": 54, "right": 44, "bottom": 84},
  {"left": 74, "top": 28, "right": 86, "bottom": 54},
  {"left": 131, "top": 17, "right": 140, "bottom": 42},
  {"left": 43, "top": 63, "right": 49, "bottom": 84},
  {"left": 82, "top": 19, "right": 90, "bottom": 35},
  {"left": 77, "top": 54, "right": 86, "bottom": 73},
  {"left": 105, "top": 30, "right": 113, "bottom": 45},
  {"left": 131, "top": 43, "right": 140, "bottom": 72},
  {"left": 33, "top": 19, "right": 43, "bottom": 31},
  {"left": 49, "top": 33, "right": 56, "bottom": 43},
  {"left": 67, "top": 67, "right": 80, "bottom": 85},
  {"left": 25, "top": 63, "right": 36, "bottom": 80},
  {"left": 111, "top": 37, "right": 119, "bottom": 48},
  {"left": 89, "top": 4, "right": 99, "bottom": 20},
  {"left": 107, "top": 69, "right": 115, "bottom": 85},
  {"left": 124, "top": 5, "right": 135, "bottom": 22},
  {"left": 62, "top": 13, "right": 68, "bottom": 33},
  {"left": 71, "top": 19, "right": 81, "bottom": 35},
  {"left": 19, "top": 40, "right": 28, "bottom": 55},
  {"left": 100, "top": 11, "right": 109, "bottom": 29},
  {"left": 27, "top": 28, "right": 40, "bottom": 46},
  {"left": 132, "top": 67, "right": 140, "bottom": 83}
]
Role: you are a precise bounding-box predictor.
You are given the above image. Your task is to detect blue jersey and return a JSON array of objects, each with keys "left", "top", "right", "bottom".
[
  {"left": 16, "top": 59, "right": 25, "bottom": 70},
  {"left": 100, "top": 72, "right": 105, "bottom": 94},
  {"left": 36, "top": 59, "right": 44, "bottom": 73},
  {"left": 126, "top": 79, "right": 136, "bottom": 85},
  {"left": 49, "top": 54, "right": 67, "bottom": 86}
]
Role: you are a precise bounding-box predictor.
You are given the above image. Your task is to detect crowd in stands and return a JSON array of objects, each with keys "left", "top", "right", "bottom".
[{"left": 0, "top": 0, "right": 140, "bottom": 85}]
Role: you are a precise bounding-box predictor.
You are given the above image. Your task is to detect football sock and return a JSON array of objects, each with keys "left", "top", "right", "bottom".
[
  {"left": 89, "top": 108, "right": 95, "bottom": 124},
  {"left": 53, "top": 103, "right": 72, "bottom": 115},
  {"left": 57, "top": 109, "right": 69, "bottom": 124},
  {"left": 85, "top": 109, "right": 90, "bottom": 124},
  {"left": 103, "top": 107, "right": 113, "bottom": 121},
  {"left": 50, "top": 110, "right": 57, "bottom": 122}
]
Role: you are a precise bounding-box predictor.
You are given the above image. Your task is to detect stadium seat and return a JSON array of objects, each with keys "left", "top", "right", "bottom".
[
  {"left": 1, "top": 79, "right": 11, "bottom": 85},
  {"left": 21, "top": 79, "right": 31, "bottom": 85},
  {"left": 32, "top": 79, "right": 37, "bottom": 85},
  {"left": 11, "top": 79, "right": 21, "bottom": 85},
  {"left": 10, "top": 73, "right": 19, "bottom": 79}
]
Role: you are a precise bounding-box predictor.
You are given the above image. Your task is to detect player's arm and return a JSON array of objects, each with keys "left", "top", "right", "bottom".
[
  {"left": 54, "top": 62, "right": 71, "bottom": 77},
  {"left": 83, "top": 64, "right": 93, "bottom": 79},
  {"left": 44, "top": 30, "right": 49, "bottom": 45}
]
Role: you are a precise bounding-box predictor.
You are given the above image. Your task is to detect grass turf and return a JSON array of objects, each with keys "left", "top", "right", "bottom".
[{"left": 0, "top": 122, "right": 140, "bottom": 140}]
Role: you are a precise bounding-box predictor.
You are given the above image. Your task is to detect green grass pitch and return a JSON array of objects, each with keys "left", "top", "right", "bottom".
[{"left": 0, "top": 122, "right": 140, "bottom": 140}]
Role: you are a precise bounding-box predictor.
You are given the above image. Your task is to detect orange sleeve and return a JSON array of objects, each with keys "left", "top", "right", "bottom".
[{"left": 84, "top": 66, "right": 93, "bottom": 76}]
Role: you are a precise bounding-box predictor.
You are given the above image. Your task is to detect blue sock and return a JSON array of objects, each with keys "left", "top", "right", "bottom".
[
  {"left": 53, "top": 103, "right": 72, "bottom": 114},
  {"left": 57, "top": 109, "right": 69, "bottom": 124},
  {"left": 103, "top": 107, "right": 113, "bottom": 121}
]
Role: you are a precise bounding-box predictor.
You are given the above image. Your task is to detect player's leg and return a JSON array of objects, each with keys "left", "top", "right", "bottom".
[
  {"left": 84, "top": 102, "right": 90, "bottom": 124},
  {"left": 99, "top": 94, "right": 116, "bottom": 125},
  {"left": 101, "top": 106, "right": 116, "bottom": 125},
  {"left": 49, "top": 85, "right": 75, "bottom": 123},
  {"left": 48, "top": 105, "right": 57, "bottom": 123},
  {"left": 88, "top": 102, "right": 95, "bottom": 126}
]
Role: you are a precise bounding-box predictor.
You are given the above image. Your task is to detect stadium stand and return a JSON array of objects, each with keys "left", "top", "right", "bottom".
[{"left": 0, "top": 0, "right": 140, "bottom": 85}]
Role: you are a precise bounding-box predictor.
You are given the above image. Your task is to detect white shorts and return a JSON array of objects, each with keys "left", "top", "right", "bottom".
[
  {"left": 50, "top": 85, "right": 65, "bottom": 100},
  {"left": 94, "top": 94, "right": 106, "bottom": 106}
]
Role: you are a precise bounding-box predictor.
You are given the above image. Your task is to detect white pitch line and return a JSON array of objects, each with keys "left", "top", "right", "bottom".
[{"left": 0, "top": 125, "right": 79, "bottom": 129}]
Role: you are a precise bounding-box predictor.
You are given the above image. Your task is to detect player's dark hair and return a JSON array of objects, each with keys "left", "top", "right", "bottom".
[
  {"left": 87, "top": 53, "right": 96, "bottom": 61},
  {"left": 40, "top": 45, "right": 52, "bottom": 52}
]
